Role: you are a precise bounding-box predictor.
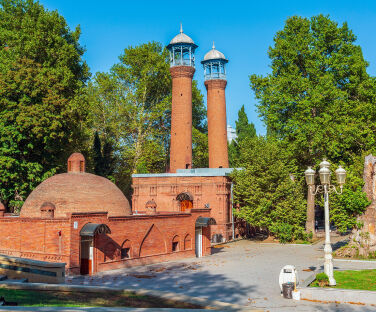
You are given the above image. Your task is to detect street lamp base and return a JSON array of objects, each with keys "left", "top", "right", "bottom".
[{"left": 329, "top": 277, "right": 336, "bottom": 286}]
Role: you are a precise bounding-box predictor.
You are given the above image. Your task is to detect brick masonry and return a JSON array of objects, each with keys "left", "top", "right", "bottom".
[
  {"left": 0, "top": 209, "right": 211, "bottom": 276},
  {"left": 205, "top": 79, "right": 229, "bottom": 169},
  {"left": 132, "top": 175, "right": 233, "bottom": 241},
  {"left": 0, "top": 154, "right": 213, "bottom": 276},
  {"left": 169, "top": 66, "right": 195, "bottom": 173}
]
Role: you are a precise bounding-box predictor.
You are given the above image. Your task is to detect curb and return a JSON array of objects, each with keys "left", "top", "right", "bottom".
[
  {"left": 332, "top": 258, "right": 376, "bottom": 263},
  {"left": 299, "top": 287, "right": 376, "bottom": 306},
  {"left": 299, "top": 269, "right": 376, "bottom": 306},
  {"left": 0, "top": 282, "right": 259, "bottom": 311}
]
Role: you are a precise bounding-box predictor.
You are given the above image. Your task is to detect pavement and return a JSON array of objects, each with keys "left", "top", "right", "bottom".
[{"left": 66, "top": 238, "right": 376, "bottom": 311}]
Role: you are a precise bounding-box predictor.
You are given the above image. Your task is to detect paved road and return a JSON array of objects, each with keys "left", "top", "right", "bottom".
[{"left": 68, "top": 238, "right": 376, "bottom": 311}]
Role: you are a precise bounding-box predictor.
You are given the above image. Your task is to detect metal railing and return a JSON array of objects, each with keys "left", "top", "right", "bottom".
[{"left": 204, "top": 72, "right": 226, "bottom": 80}]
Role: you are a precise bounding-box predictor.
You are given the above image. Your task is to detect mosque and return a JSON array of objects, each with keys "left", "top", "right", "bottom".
[{"left": 0, "top": 27, "right": 235, "bottom": 275}]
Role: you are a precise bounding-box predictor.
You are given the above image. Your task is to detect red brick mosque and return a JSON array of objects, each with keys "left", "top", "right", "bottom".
[{"left": 0, "top": 27, "right": 234, "bottom": 275}]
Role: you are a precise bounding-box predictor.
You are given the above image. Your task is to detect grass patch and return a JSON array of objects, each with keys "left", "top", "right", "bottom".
[
  {"left": 311, "top": 270, "right": 376, "bottom": 291},
  {"left": 0, "top": 288, "right": 204, "bottom": 309}
]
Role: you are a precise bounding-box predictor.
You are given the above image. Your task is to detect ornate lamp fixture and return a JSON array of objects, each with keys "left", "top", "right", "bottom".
[{"left": 304, "top": 159, "right": 346, "bottom": 286}]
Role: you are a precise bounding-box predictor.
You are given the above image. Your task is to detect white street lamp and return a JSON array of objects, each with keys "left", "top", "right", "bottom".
[{"left": 304, "top": 159, "right": 346, "bottom": 286}]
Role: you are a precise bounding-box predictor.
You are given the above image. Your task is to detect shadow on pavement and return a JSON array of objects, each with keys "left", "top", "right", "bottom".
[{"left": 69, "top": 265, "right": 255, "bottom": 305}]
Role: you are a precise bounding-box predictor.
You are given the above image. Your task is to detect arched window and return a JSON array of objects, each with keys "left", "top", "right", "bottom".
[
  {"left": 121, "top": 239, "right": 131, "bottom": 259},
  {"left": 172, "top": 235, "right": 180, "bottom": 252},
  {"left": 184, "top": 234, "right": 192, "bottom": 250},
  {"left": 176, "top": 192, "right": 193, "bottom": 212}
]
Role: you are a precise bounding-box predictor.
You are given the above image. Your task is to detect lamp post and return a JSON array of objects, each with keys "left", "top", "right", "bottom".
[{"left": 304, "top": 159, "right": 346, "bottom": 286}]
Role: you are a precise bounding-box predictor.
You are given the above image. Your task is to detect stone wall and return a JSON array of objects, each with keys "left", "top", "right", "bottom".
[
  {"left": 361, "top": 155, "right": 376, "bottom": 240},
  {"left": 0, "top": 254, "right": 65, "bottom": 283}
]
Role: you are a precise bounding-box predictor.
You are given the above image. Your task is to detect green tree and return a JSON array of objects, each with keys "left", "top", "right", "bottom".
[
  {"left": 329, "top": 156, "right": 370, "bottom": 233},
  {"left": 192, "top": 128, "right": 208, "bottom": 168},
  {"left": 229, "top": 105, "right": 256, "bottom": 167},
  {"left": 93, "top": 132, "right": 104, "bottom": 176},
  {"left": 88, "top": 42, "right": 207, "bottom": 198},
  {"left": 232, "top": 136, "right": 307, "bottom": 242},
  {"left": 250, "top": 14, "right": 376, "bottom": 167},
  {"left": 0, "top": 0, "right": 89, "bottom": 211},
  {"left": 102, "top": 141, "right": 115, "bottom": 179},
  {"left": 249, "top": 15, "right": 375, "bottom": 232},
  {"left": 235, "top": 105, "right": 256, "bottom": 142}
]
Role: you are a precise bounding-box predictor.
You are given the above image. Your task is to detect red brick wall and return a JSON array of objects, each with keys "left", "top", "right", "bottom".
[
  {"left": 91, "top": 209, "right": 211, "bottom": 273},
  {"left": 132, "top": 175, "right": 232, "bottom": 240},
  {"left": 0, "top": 209, "right": 212, "bottom": 275},
  {"left": 205, "top": 79, "right": 229, "bottom": 169},
  {"left": 0, "top": 217, "right": 71, "bottom": 266},
  {"left": 169, "top": 66, "right": 195, "bottom": 173}
]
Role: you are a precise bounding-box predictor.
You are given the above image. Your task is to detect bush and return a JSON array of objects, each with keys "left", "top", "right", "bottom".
[
  {"left": 232, "top": 137, "right": 307, "bottom": 243},
  {"left": 315, "top": 273, "right": 329, "bottom": 287}
]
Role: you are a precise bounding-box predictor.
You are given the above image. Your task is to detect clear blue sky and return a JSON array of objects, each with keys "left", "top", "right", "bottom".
[{"left": 42, "top": 0, "right": 376, "bottom": 135}]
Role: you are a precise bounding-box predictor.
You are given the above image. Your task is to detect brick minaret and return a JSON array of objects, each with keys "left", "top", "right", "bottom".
[
  {"left": 167, "top": 26, "right": 198, "bottom": 172},
  {"left": 202, "top": 43, "right": 229, "bottom": 168}
]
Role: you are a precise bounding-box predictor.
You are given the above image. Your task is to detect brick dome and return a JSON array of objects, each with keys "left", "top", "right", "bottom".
[{"left": 20, "top": 153, "right": 131, "bottom": 218}]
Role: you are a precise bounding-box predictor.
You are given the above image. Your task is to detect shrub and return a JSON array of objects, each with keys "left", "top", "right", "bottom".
[{"left": 316, "top": 273, "right": 329, "bottom": 287}]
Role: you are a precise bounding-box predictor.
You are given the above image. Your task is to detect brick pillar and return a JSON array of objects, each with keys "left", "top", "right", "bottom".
[
  {"left": 169, "top": 66, "right": 195, "bottom": 173},
  {"left": 205, "top": 79, "right": 229, "bottom": 168}
]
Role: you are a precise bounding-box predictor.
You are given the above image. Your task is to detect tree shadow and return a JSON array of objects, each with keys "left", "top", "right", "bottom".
[
  {"left": 68, "top": 262, "right": 255, "bottom": 306},
  {"left": 332, "top": 238, "right": 350, "bottom": 251},
  {"left": 311, "top": 302, "right": 376, "bottom": 312},
  {"left": 210, "top": 246, "right": 225, "bottom": 254}
]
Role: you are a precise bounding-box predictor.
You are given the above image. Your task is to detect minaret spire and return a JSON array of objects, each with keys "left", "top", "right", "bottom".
[
  {"left": 180, "top": 23, "right": 183, "bottom": 33},
  {"left": 212, "top": 41, "right": 215, "bottom": 49}
]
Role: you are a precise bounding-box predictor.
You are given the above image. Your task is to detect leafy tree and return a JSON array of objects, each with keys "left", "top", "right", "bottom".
[
  {"left": 192, "top": 128, "right": 208, "bottom": 168},
  {"left": 250, "top": 14, "right": 376, "bottom": 168},
  {"left": 229, "top": 105, "right": 256, "bottom": 167},
  {"left": 329, "top": 156, "right": 370, "bottom": 233},
  {"left": 235, "top": 105, "right": 256, "bottom": 142},
  {"left": 88, "top": 42, "right": 207, "bottom": 198},
  {"left": 102, "top": 140, "right": 115, "bottom": 178},
  {"left": 0, "top": 0, "right": 89, "bottom": 211},
  {"left": 249, "top": 14, "right": 376, "bottom": 233},
  {"left": 232, "top": 136, "right": 307, "bottom": 242},
  {"left": 93, "top": 131, "right": 103, "bottom": 176}
]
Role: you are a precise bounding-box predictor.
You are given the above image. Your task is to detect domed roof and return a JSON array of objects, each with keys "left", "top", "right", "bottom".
[
  {"left": 169, "top": 24, "right": 195, "bottom": 45},
  {"left": 203, "top": 42, "right": 227, "bottom": 61},
  {"left": 20, "top": 153, "right": 131, "bottom": 218}
]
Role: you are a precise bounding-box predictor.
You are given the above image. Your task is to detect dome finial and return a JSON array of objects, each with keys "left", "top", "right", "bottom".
[
  {"left": 212, "top": 41, "right": 215, "bottom": 50},
  {"left": 180, "top": 23, "right": 183, "bottom": 33}
]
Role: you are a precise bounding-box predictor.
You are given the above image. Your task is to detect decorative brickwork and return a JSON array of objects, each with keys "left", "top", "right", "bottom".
[
  {"left": 132, "top": 175, "right": 232, "bottom": 240},
  {"left": 0, "top": 208, "right": 211, "bottom": 275}
]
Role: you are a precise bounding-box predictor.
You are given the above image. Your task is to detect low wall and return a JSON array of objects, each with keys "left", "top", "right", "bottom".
[{"left": 0, "top": 254, "right": 65, "bottom": 284}]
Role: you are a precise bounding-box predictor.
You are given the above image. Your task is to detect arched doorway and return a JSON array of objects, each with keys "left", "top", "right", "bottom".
[
  {"left": 79, "top": 223, "right": 111, "bottom": 275},
  {"left": 176, "top": 192, "right": 193, "bottom": 212}
]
